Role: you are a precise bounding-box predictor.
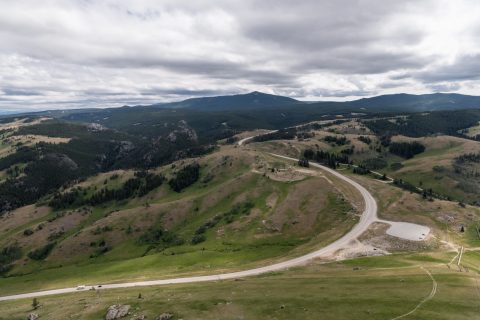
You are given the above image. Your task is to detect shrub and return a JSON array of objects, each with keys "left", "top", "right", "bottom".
[
  {"left": 191, "top": 234, "right": 206, "bottom": 245},
  {"left": 433, "top": 165, "right": 446, "bottom": 172},
  {"left": 362, "top": 158, "right": 388, "bottom": 170},
  {"left": 0, "top": 245, "right": 22, "bottom": 274},
  {"left": 390, "top": 162, "right": 404, "bottom": 171},
  {"left": 324, "top": 135, "right": 349, "bottom": 145},
  {"left": 298, "top": 158, "right": 309, "bottom": 167},
  {"left": 353, "top": 165, "right": 370, "bottom": 175},
  {"left": 47, "top": 230, "right": 65, "bottom": 241},
  {"left": 28, "top": 242, "right": 56, "bottom": 260},
  {"left": 358, "top": 136, "right": 372, "bottom": 144},
  {"left": 138, "top": 226, "right": 184, "bottom": 247}
]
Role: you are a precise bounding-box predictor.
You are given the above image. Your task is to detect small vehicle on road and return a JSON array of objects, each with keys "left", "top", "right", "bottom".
[{"left": 76, "top": 285, "right": 86, "bottom": 290}]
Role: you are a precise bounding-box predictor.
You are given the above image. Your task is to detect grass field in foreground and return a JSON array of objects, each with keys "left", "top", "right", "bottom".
[{"left": 0, "top": 252, "right": 478, "bottom": 320}]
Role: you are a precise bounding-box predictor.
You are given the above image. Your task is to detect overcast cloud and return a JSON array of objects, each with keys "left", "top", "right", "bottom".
[{"left": 1, "top": 0, "right": 480, "bottom": 111}]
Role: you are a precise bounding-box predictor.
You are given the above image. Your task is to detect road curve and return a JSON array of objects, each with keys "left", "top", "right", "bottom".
[
  {"left": 237, "top": 130, "right": 277, "bottom": 146},
  {"left": 0, "top": 154, "right": 377, "bottom": 302}
]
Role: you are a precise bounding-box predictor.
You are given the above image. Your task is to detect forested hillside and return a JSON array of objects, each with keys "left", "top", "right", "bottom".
[{"left": 363, "top": 109, "right": 480, "bottom": 137}]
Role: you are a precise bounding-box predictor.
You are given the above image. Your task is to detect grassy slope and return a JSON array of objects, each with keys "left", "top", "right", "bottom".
[
  {"left": 383, "top": 135, "right": 480, "bottom": 202},
  {"left": 0, "top": 146, "right": 358, "bottom": 296},
  {"left": 348, "top": 172, "right": 480, "bottom": 248},
  {"left": 1, "top": 252, "right": 478, "bottom": 320},
  {"left": 253, "top": 121, "right": 480, "bottom": 204},
  {"left": 252, "top": 132, "right": 480, "bottom": 248}
]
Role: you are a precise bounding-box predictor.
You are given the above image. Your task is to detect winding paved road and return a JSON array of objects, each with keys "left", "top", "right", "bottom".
[{"left": 0, "top": 147, "right": 378, "bottom": 302}]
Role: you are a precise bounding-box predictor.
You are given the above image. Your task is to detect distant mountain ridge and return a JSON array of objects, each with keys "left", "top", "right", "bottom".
[
  {"left": 4, "top": 91, "right": 480, "bottom": 120},
  {"left": 349, "top": 93, "right": 480, "bottom": 112},
  {"left": 153, "top": 91, "right": 302, "bottom": 110},
  {"left": 151, "top": 91, "right": 480, "bottom": 112}
]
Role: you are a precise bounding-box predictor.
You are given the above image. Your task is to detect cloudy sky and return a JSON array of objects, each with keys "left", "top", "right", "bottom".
[{"left": 1, "top": 0, "right": 480, "bottom": 112}]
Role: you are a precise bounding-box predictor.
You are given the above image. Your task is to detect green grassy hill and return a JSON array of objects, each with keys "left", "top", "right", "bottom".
[
  {"left": 254, "top": 119, "right": 480, "bottom": 204},
  {"left": 0, "top": 145, "right": 358, "bottom": 296}
]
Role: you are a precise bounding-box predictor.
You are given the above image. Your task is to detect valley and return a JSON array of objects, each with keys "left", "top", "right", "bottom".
[{"left": 0, "top": 109, "right": 479, "bottom": 319}]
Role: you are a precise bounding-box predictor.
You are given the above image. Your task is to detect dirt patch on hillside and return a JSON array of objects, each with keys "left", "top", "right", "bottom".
[
  {"left": 325, "top": 239, "right": 387, "bottom": 261},
  {"left": 16, "top": 208, "right": 90, "bottom": 253},
  {"left": 7, "top": 134, "right": 70, "bottom": 146},
  {"left": 266, "top": 193, "right": 278, "bottom": 209},
  {"left": 0, "top": 117, "right": 50, "bottom": 131},
  {"left": 0, "top": 205, "right": 51, "bottom": 238},
  {"left": 359, "top": 222, "right": 436, "bottom": 252},
  {"left": 265, "top": 167, "right": 307, "bottom": 182}
]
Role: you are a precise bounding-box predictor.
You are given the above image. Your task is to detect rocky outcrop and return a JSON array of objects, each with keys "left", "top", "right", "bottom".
[
  {"left": 27, "top": 313, "right": 39, "bottom": 320},
  {"left": 166, "top": 120, "right": 198, "bottom": 143},
  {"left": 156, "top": 313, "right": 173, "bottom": 320},
  {"left": 105, "top": 305, "right": 130, "bottom": 320}
]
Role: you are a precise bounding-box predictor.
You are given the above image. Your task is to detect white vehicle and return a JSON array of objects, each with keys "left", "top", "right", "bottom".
[{"left": 76, "top": 285, "right": 86, "bottom": 290}]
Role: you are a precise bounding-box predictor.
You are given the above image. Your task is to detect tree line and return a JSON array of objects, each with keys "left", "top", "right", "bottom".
[
  {"left": 252, "top": 128, "right": 296, "bottom": 142},
  {"left": 303, "top": 148, "right": 350, "bottom": 169},
  {"left": 169, "top": 163, "right": 200, "bottom": 192},
  {"left": 389, "top": 141, "right": 425, "bottom": 159},
  {"left": 49, "top": 171, "right": 165, "bottom": 209},
  {"left": 323, "top": 135, "right": 349, "bottom": 145},
  {"left": 363, "top": 110, "right": 480, "bottom": 138},
  {"left": 456, "top": 152, "right": 480, "bottom": 163}
]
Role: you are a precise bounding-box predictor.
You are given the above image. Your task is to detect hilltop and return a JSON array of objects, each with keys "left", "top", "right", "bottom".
[{"left": 153, "top": 91, "right": 302, "bottom": 110}]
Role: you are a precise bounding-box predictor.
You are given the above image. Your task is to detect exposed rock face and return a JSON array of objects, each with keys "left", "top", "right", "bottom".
[
  {"left": 87, "top": 123, "right": 107, "bottom": 132},
  {"left": 42, "top": 153, "right": 78, "bottom": 171},
  {"left": 105, "top": 305, "right": 130, "bottom": 320},
  {"left": 166, "top": 120, "right": 198, "bottom": 143},
  {"left": 156, "top": 313, "right": 173, "bottom": 320},
  {"left": 27, "top": 313, "right": 39, "bottom": 320}
]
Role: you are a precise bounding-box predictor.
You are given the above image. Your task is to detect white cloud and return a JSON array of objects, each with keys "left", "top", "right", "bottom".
[{"left": 0, "top": 0, "right": 480, "bottom": 111}]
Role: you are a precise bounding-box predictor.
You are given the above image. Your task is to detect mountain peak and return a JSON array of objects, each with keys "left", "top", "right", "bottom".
[{"left": 155, "top": 91, "right": 301, "bottom": 110}]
